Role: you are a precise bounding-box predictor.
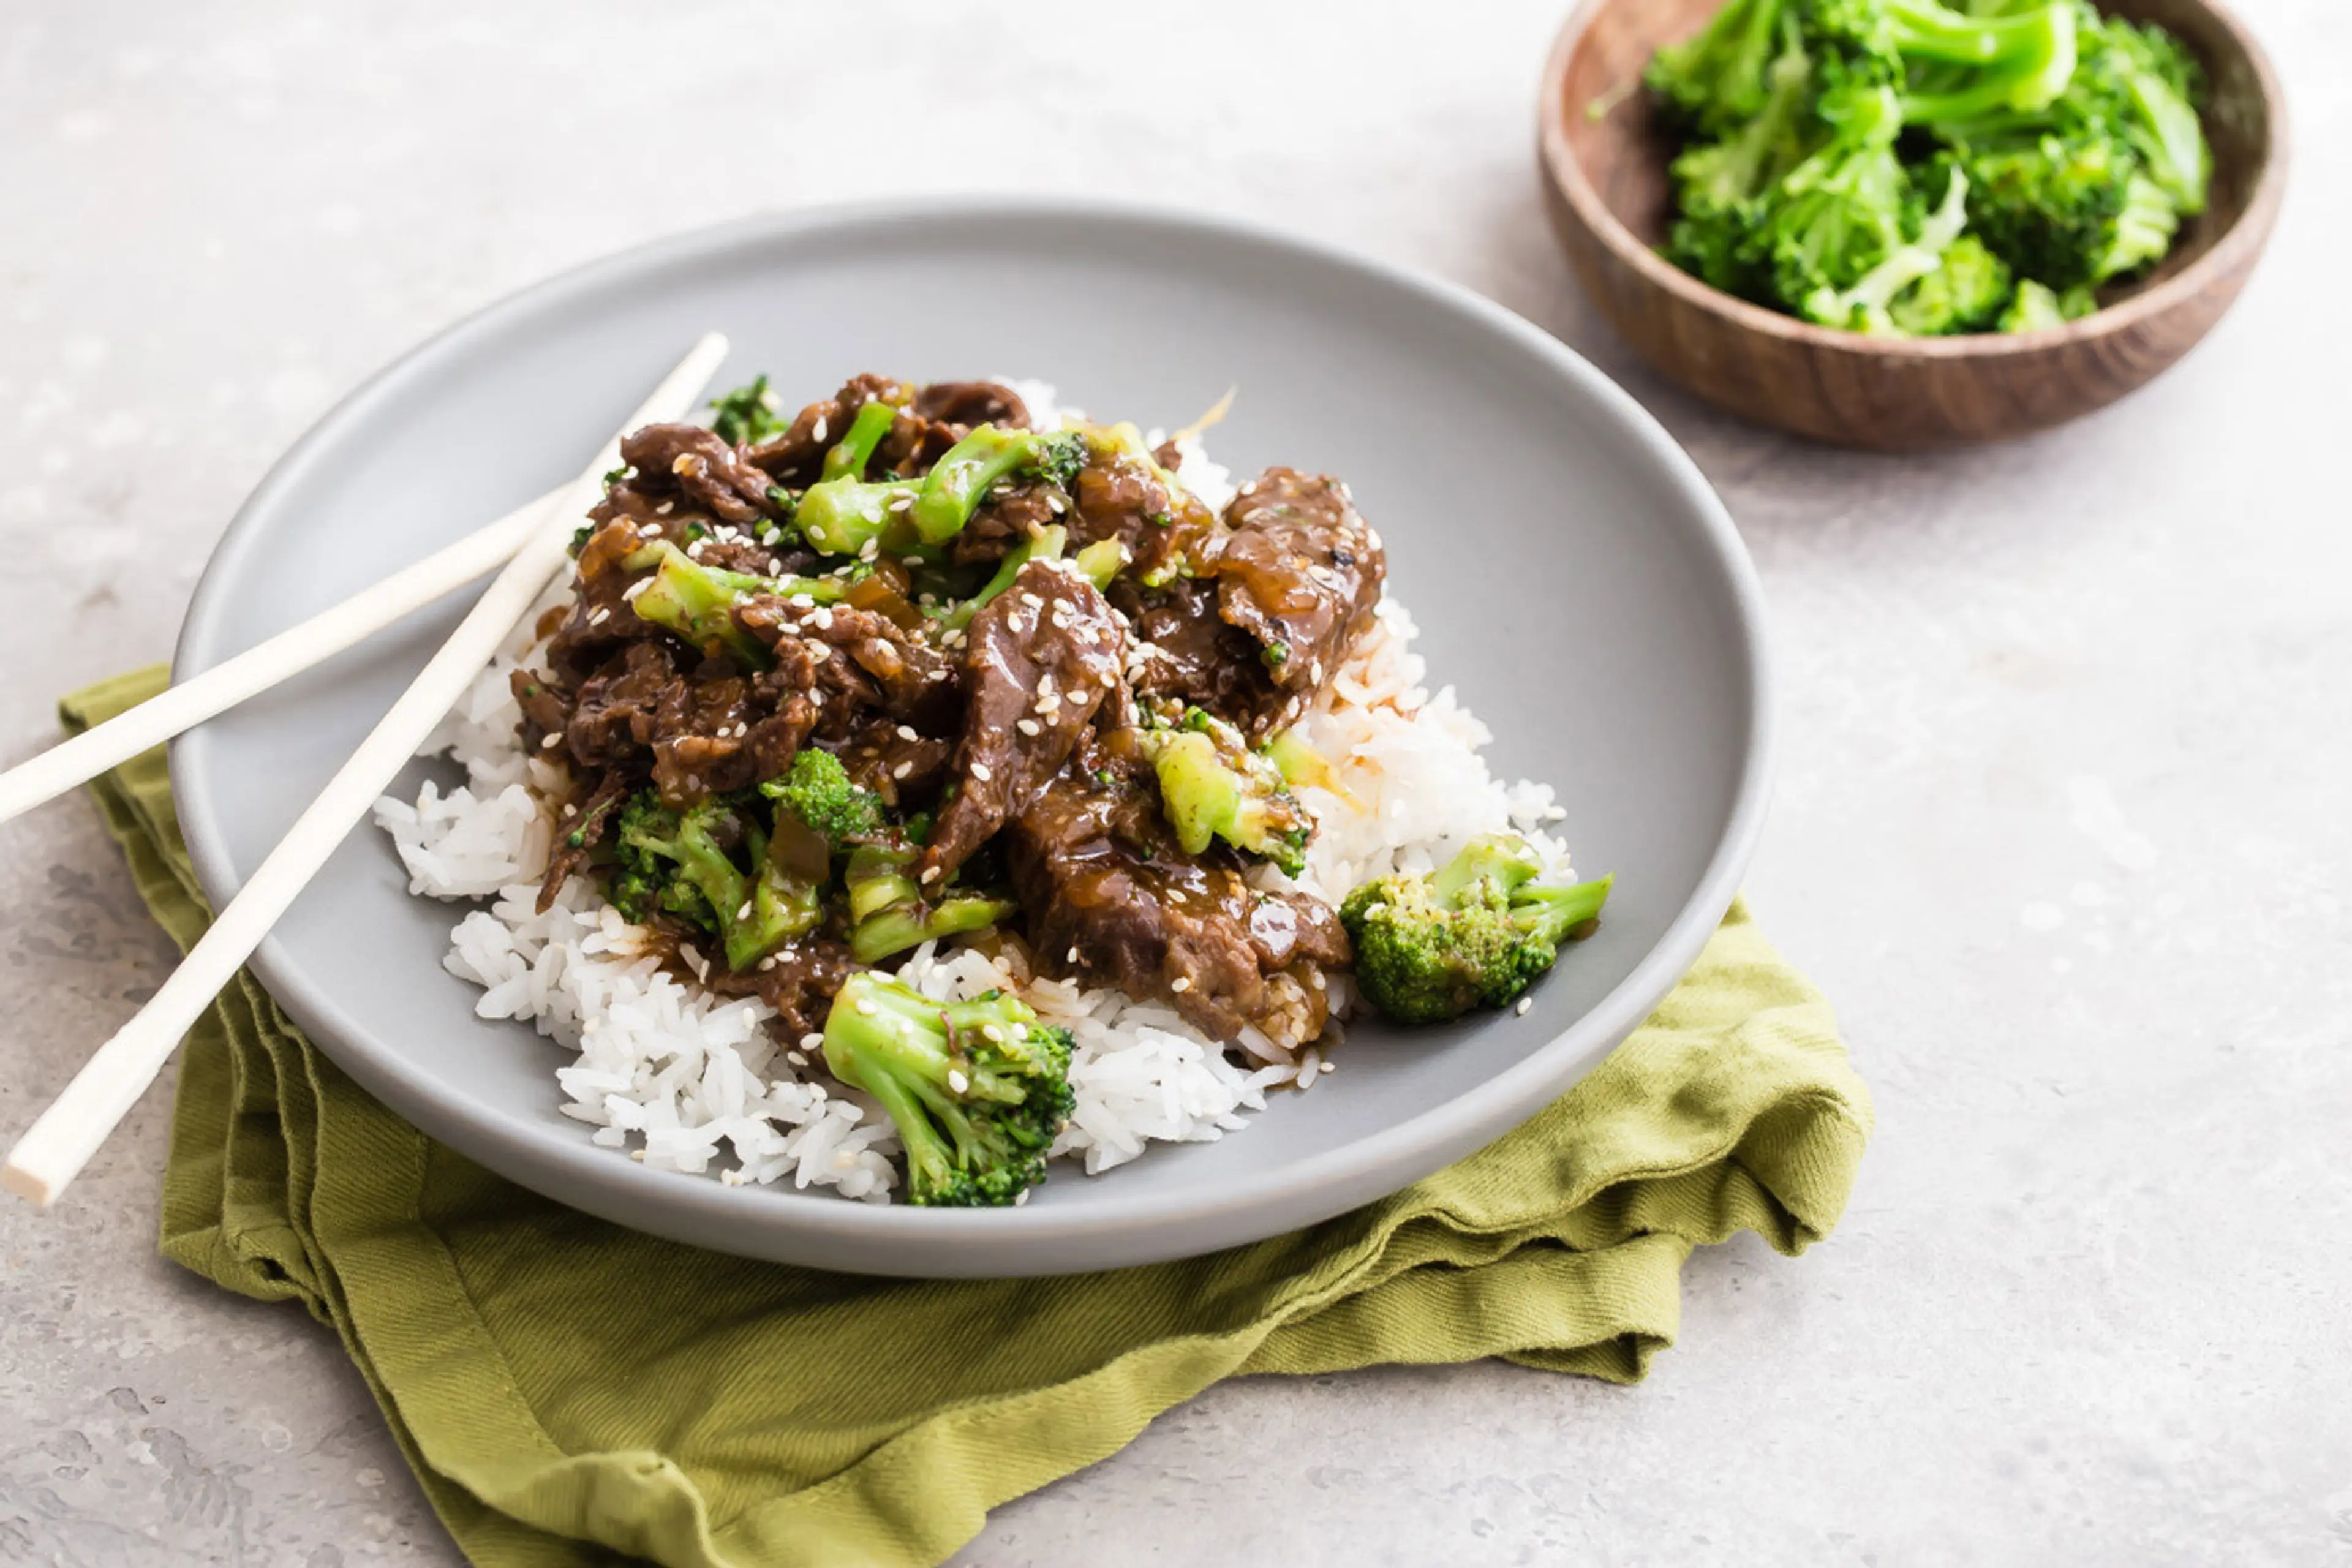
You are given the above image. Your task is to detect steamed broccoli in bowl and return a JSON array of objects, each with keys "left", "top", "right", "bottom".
[{"left": 1645, "top": 0, "right": 2211, "bottom": 337}]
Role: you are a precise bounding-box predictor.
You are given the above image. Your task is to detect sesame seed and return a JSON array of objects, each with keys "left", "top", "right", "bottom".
[
  {"left": 859, "top": 538, "right": 880, "bottom": 561},
  {"left": 758, "top": 954, "right": 778, "bottom": 971},
  {"left": 893, "top": 761, "right": 913, "bottom": 780},
  {"left": 889, "top": 493, "right": 914, "bottom": 513},
  {"left": 736, "top": 900, "right": 753, "bottom": 921},
  {"left": 1067, "top": 946, "right": 1079, "bottom": 963},
  {"left": 655, "top": 500, "right": 674, "bottom": 515},
  {"left": 1514, "top": 997, "right": 1533, "bottom": 1016},
  {"left": 1014, "top": 1189, "right": 1030, "bottom": 1206},
  {"left": 921, "top": 865, "right": 943, "bottom": 883},
  {"left": 801, "top": 1031, "right": 824, "bottom": 1050},
  {"left": 854, "top": 997, "right": 876, "bottom": 1016},
  {"left": 970, "top": 763, "right": 992, "bottom": 782},
  {"left": 1170, "top": 976, "right": 1191, "bottom": 992},
  {"left": 811, "top": 415, "right": 829, "bottom": 442},
  {"left": 561, "top": 802, "right": 578, "bottom": 816},
  {"left": 948, "top": 1069, "right": 970, "bottom": 1093},
  {"left": 896, "top": 725, "right": 919, "bottom": 742},
  {"left": 540, "top": 733, "right": 562, "bottom": 749},
  {"left": 980, "top": 1024, "right": 1004, "bottom": 1043},
  {"left": 1017, "top": 719, "right": 1040, "bottom": 736},
  {"left": 786, "top": 1050, "right": 807, "bottom": 1068},
  {"left": 622, "top": 578, "right": 652, "bottom": 601}
]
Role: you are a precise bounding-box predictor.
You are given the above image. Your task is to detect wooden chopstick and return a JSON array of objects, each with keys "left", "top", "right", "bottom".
[
  {"left": 0, "top": 487, "right": 563, "bottom": 831},
  {"left": 2, "top": 332, "right": 731, "bottom": 1206}
]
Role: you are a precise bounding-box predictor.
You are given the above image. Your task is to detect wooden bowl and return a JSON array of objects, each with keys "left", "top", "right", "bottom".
[{"left": 1538, "top": 0, "right": 2288, "bottom": 450}]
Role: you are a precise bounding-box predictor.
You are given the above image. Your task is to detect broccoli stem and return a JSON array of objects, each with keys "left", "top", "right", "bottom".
[
  {"left": 820, "top": 399, "right": 900, "bottom": 482},
  {"left": 844, "top": 844, "right": 921, "bottom": 922},
  {"left": 943, "top": 526, "right": 1066, "bottom": 633},
  {"left": 626, "top": 546, "right": 768, "bottom": 666},
  {"left": 913, "top": 426, "right": 1041, "bottom": 544},
  {"left": 1072, "top": 538, "right": 1126, "bottom": 589},
  {"left": 849, "top": 894, "right": 1020, "bottom": 965},
  {"left": 797, "top": 477, "right": 921, "bottom": 557},
  {"left": 1512, "top": 874, "right": 1615, "bottom": 945},
  {"left": 1898, "top": 3, "right": 2079, "bottom": 122}
]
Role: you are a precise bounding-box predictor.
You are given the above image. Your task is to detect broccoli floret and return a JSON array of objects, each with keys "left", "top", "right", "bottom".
[
  {"left": 1950, "top": 134, "right": 2130, "bottom": 289},
  {"left": 1340, "top": 835, "right": 1613, "bottom": 1025},
  {"left": 1809, "top": 0, "right": 2081, "bottom": 121},
  {"left": 1028, "top": 430, "right": 1089, "bottom": 492},
  {"left": 839, "top": 843, "right": 1017, "bottom": 965},
  {"left": 1887, "top": 233, "right": 2014, "bottom": 334},
  {"left": 1662, "top": 31, "right": 1819, "bottom": 295},
  {"left": 760, "top": 748, "right": 884, "bottom": 850},
  {"left": 1801, "top": 160, "right": 1975, "bottom": 331},
  {"left": 609, "top": 790, "right": 820, "bottom": 970},
  {"left": 1758, "top": 83, "right": 1914, "bottom": 304},
  {"left": 709, "top": 375, "right": 786, "bottom": 447},
  {"left": 2096, "top": 171, "right": 2180, "bottom": 283},
  {"left": 1996, "top": 276, "right": 2092, "bottom": 332},
  {"left": 1646, "top": 0, "right": 1793, "bottom": 134},
  {"left": 820, "top": 973, "right": 1075, "bottom": 1207},
  {"left": 1137, "top": 709, "right": 1314, "bottom": 877}
]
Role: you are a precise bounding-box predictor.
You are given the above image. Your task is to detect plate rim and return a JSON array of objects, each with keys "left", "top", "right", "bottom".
[{"left": 170, "top": 195, "right": 1774, "bottom": 1276}]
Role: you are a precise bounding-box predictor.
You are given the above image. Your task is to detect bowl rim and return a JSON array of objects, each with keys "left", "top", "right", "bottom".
[
  {"left": 1537, "top": 0, "right": 2291, "bottom": 359},
  {"left": 168, "top": 196, "right": 1776, "bottom": 1276}
]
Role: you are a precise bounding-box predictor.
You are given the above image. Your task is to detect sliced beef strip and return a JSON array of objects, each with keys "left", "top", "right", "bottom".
[
  {"left": 734, "top": 595, "right": 959, "bottom": 728},
  {"left": 534, "top": 766, "right": 639, "bottom": 912},
  {"left": 1068, "top": 443, "right": 1218, "bottom": 584},
  {"left": 1112, "top": 576, "right": 1294, "bottom": 739},
  {"left": 745, "top": 374, "right": 989, "bottom": 490},
  {"left": 619, "top": 424, "right": 782, "bottom": 526},
  {"left": 695, "top": 935, "right": 859, "bottom": 1041},
  {"left": 1212, "top": 467, "right": 1385, "bottom": 723},
  {"left": 918, "top": 560, "right": 1128, "bottom": 885},
  {"left": 949, "top": 483, "right": 1063, "bottom": 568},
  {"left": 835, "top": 717, "right": 956, "bottom": 810},
  {"left": 1006, "top": 769, "right": 1349, "bottom": 1046},
  {"left": 557, "top": 639, "right": 679, "bottom": 768},
  {"left": 647, "top": 665, "right": 818, "bottom": 803},
  {"left": 913, "top": 380, "right": 1030, "bottom": 431},
  {"left": 745, "top": 373, "right": 914, "bottom": 487}
]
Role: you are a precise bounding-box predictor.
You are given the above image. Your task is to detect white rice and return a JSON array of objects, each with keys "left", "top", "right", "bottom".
[{"left": 371, "top": 391, "right": 1573, "bottom": 1200}]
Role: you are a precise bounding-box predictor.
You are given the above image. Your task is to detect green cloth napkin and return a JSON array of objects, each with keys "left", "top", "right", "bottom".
[{"left": 64, "top": 666, "right": 1871, "bottom": 1568}]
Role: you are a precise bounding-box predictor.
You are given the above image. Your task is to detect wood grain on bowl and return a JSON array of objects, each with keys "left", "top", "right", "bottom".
[{"left": 1538, "top": 0, "right": 2288, "bottom": 450}]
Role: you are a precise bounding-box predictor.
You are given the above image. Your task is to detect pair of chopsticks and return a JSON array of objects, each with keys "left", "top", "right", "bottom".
[{"left": 1, "top": 332, "right": 733, "bottom": 1206}]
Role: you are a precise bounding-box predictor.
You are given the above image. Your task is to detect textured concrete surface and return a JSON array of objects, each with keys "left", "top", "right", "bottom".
[{"left": 2, "top": 1, "right": 2348, "bottom": 1563}]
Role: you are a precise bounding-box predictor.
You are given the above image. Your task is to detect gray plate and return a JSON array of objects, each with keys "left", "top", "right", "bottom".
[{"left": 172, "top": 199, "right": 1771, "bottom": 1278}]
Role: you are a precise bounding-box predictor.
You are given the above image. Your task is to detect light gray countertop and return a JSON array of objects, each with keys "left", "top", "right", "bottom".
[{"left": 2, "top": 2, "right": 2346, "bottom": 1562}]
